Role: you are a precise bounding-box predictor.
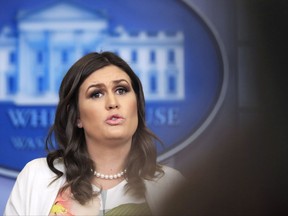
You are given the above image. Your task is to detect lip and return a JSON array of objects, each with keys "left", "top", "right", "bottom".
[{"left": 105, "top": 114, "right": 125, "bottom": 126}]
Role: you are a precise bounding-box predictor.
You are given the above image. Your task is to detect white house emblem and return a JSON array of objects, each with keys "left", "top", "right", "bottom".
[{"left": 0, "top": 0, "right": 228, "bottom": 177}]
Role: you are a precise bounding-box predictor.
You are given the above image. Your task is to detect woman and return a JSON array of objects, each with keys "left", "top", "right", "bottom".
[{"left": 4, "top": 52, "right": 184, "bottom": 216}]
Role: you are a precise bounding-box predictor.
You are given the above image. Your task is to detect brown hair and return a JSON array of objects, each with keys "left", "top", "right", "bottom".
[{"left": 46, "top": 51, "right": 163, "bottom": 204}]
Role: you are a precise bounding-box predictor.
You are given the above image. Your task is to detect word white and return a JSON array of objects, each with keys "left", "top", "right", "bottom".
[{"left": 8, "top": 109, "right": 55, "bottom": 128}]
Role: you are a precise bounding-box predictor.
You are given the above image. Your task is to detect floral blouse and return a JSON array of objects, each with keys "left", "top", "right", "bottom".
[{"left": 49, "top": 180, "right": 152, "bottom": 216}]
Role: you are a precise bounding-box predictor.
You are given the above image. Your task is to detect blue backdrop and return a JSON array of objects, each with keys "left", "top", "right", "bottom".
[{"left": 0, "top": 0, "right": 227, "bottom": 213}]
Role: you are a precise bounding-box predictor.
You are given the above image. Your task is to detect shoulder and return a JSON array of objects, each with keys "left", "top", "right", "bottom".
[
  {"left": 145, "top": 165, "right": 185, "bottom": 191},
  {"left": 14, "top": 157, "right": 65, "bottom": 203},
  {"left": 145, "top": 166, "right": 186, "bottom": 194},
  {"left": 161, "top": 165, "right": 184, "bottom": 180},
  {"left": 23, "top": 157, "right": 48, "bottom": 170},
  {"left": 24, "top": 157, "right": 64, "bottom": 169},
  {"left": 19, "top": 157, "right": 48, "bottom": 177},
  {"left": 19, "top": 157, "right": 64, "bottom": 179},
  {"left": 4, "top": 158, "right": 66, "bottom": 215},
  {"left": 145, "top": 165, "right": 185, "bottom": 215},
  {"left": 152, "top": 165, "right": 185, "bottom": 185}
]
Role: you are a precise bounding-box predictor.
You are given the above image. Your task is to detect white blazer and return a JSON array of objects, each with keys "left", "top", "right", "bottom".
[{"left": 4, "top": 158, "right": 184, "bottom": 216}]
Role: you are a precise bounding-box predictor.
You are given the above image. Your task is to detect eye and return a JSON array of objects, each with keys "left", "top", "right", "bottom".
[
  {"left": 90, "top": 90, "right": 103, "bottom": 99},
  {"left": 116, "top": 86, "right": 129, "bottom": 95}
]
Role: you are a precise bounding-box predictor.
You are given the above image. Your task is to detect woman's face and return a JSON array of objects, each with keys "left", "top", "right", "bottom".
[{"left": 77, "top": 65, "right": 138, "bottom": 146}]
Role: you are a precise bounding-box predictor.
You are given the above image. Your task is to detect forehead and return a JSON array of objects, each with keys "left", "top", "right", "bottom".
[{"left": 81, "top": 65, "right": 132, "bottom": 87}]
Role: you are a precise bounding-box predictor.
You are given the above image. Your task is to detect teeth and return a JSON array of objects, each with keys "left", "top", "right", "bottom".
[{"left": 112, "top": 117, "right": 117, "bottom": 120}]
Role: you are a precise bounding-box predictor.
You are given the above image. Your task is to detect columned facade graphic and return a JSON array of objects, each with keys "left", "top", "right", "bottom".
[{"left": 0, "top": 2, "right": 184, "bottom": 105}]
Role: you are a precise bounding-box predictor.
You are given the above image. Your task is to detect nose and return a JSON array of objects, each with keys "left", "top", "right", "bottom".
[{"left": 106, "top": 93, "right": 119, "bottom": 110}]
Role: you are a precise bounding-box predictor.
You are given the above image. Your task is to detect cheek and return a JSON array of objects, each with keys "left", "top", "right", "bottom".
[
  {"left": 79, "top": 104, "right": 101, "bottom": 126},
  {"left": 129, "top": 99, "right": 138, "bottom": 125}
]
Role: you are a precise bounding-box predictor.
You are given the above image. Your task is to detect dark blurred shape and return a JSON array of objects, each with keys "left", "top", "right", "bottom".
[{"left": 160, "top": 0, "right": 288, "bottom": 215}]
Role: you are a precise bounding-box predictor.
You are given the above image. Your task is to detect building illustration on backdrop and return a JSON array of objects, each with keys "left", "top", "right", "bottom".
[{"left": 0, "top": 1, "right": 184, "bottom": 105}]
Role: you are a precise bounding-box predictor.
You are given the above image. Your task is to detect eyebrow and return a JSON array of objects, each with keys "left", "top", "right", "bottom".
[{"left": 86, "top": 79, "right": 130, "bottom": 93}]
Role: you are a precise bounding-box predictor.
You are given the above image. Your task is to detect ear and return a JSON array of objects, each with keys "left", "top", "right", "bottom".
[{"left": 77, "top": 119, "right": 83, "bottom": 128}]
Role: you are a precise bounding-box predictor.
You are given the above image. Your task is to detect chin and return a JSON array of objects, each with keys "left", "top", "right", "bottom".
[{"left": 106, "top": 133, "right": 132, "bottom": 143}]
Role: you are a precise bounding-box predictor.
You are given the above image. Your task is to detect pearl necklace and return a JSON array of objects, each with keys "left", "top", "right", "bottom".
[{"left": 93, "top": 169, "right": 127, "bottom": 180}]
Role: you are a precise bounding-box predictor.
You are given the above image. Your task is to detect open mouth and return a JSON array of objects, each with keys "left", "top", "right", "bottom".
[{"left": 105, "top": 114, "right": 124, "bottom": 125}]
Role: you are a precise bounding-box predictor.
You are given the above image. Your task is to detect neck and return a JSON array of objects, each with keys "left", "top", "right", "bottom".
[{"left": 87, "top": 139, "right": 131, "bottom": 174}]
